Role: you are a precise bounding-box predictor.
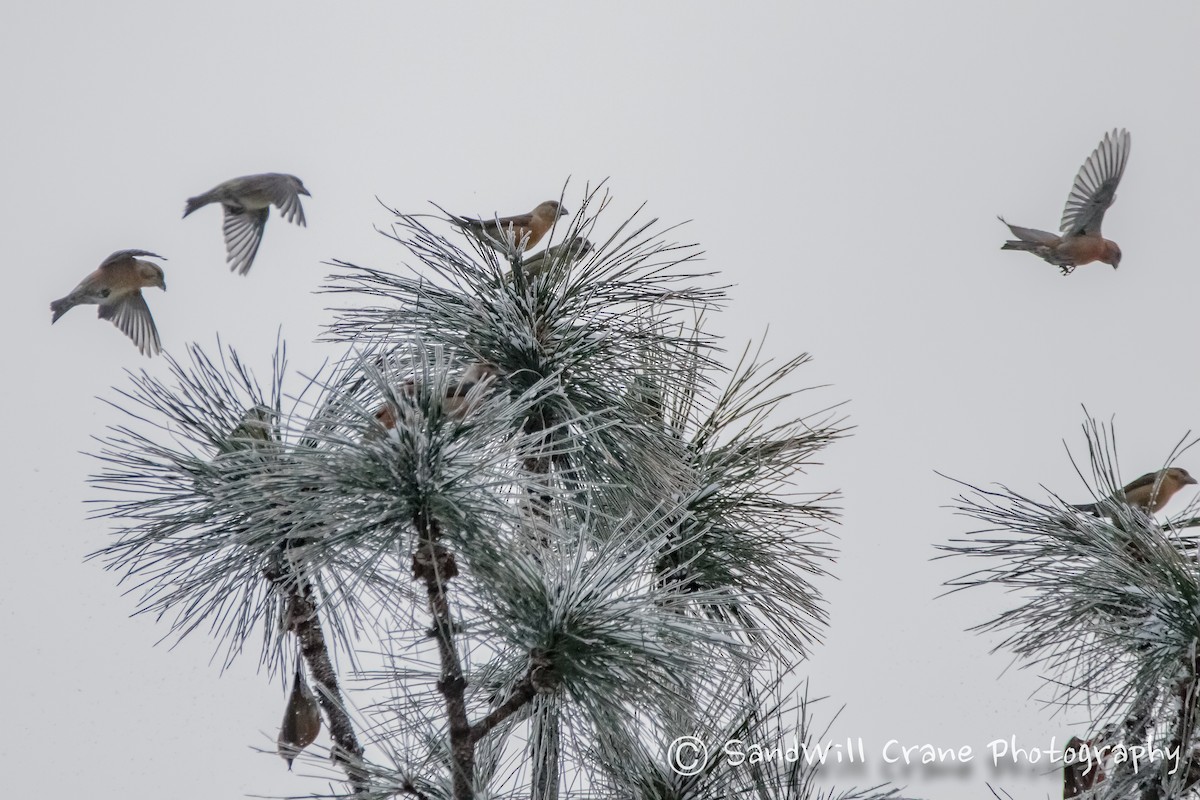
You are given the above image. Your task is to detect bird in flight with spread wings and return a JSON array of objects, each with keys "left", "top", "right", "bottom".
[
  {"left": 50, "top": 249, "right": 167, "bottom": 356},
  {"left": 183, "top": 173, "right": 310, "bottom": 275},
  {"left": 999, "top": 129, "right": 1130, "bottom": 275}
]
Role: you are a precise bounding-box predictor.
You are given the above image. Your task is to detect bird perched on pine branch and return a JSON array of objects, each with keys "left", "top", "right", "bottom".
[
  {"left": 450, "top": 200, "right": 567, "bottom": 254},
  {"left": 999, "top": 129, "right": 1130, "bottom": 275},
  {"left": 184, "top": 173, "right": 310, "bottom": 275},
  {"left": 277, "top": 662, "right": 321, "bottom": 770},
  {"left": 1073, "top": 467, "right": 1197, "bottom": 516},
  {"left": 1062, "top": 736, "right": 1105, "bottom": 798},
  {"left": 373, "top": 362, "right": 500, "bottom": 431},
  {"left": 50, "top": 249, "right": 167, "bottom": 356},
  {"left": 513, "top": 235, "right": 594, "bottom": 281}
]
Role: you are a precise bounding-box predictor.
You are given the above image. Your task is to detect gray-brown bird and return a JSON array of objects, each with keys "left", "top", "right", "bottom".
[
  {"left": 184, "top": 173, "right": 310, "bottom": 275},
  {"left": 1073, "top": 467, "right": 1197, "bottom": 516},
  {"left": 216, "top": 405, "right": 277, "bottom": 455},
  {"left": 50, "top": 249, "right": 167, "bottom": 357},
  {"left": 277, "top": 662, "right": 321, "bottom": 770},
  {"left": 999, "top": 129, "right": 1130, "bottom": 275},
  {"left": 514, "top": 236, "right": 594, "bottom": 280},
  {"left": 373, "top": 362, "right": 500, "bottom": 430},
  {"left": 451, "top": 200, "right": 567, "bottom": 254}
]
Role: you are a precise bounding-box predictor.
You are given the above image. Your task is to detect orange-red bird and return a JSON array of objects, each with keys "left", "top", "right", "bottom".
[
  {"left": 50, "top": 249, "right": 167, "bottom": 357},
  {"left": 999, "top": 129, "right": 1130, "bottom": 275},
  {"left": 1073, "top": 467, "right": 1197, "bottom": 516},
  {"left": 451, "top": 201, "right": 567, "bottom": 253}
]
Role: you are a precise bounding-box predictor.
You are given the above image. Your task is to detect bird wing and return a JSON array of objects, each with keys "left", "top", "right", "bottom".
[
  {"left": 98, "top": 291, "right": 161, "bottom": 356},
  {"left": 518, "top": 237, "right": 593, "bottom": 278},
  {"left": 1060, "top": 129, "right": 1130, "bottom": 237},
  {"left": 223, "top": 206, "right": 270, "bottom": 275},
  {"left": 493, "top": 211, "right": 534, "bottom": 228},
  {"left": 1120, "top": 470, "right": 1160, "bottom": 495},
  {"left": 99, "top": 249, "right": 164, "bottom": 270},
  {"left": 453, "top": 211, "right": 534, "bottom": 231},
  {"left": 266, "top": 178, "right": 307, "bottom": 226}
]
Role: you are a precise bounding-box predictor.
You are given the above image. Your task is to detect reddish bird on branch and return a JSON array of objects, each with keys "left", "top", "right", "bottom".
[
  {"left": 999, "top": 129, "right": 1130, "bottom": 275},
  {"left": 451, "top": 200, "right": 567, "bottom": 254}
]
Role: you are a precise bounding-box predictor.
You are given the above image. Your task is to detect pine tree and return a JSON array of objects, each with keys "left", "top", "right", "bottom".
[
  {"left": 89, "top": 186, "right": 902, "bottom": 800},
  {"left": 944, "top": 417, "right": 1200, "bottom": 799}
]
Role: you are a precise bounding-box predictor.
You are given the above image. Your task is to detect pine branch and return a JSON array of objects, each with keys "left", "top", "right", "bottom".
[{"left": 265, "top": 553, "right": 368, "bottom": 790}]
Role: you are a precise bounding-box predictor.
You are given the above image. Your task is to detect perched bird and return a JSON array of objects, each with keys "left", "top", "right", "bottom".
[
  {"left": 277, "top": 662, "right": 321, "bottom": 770},
  {"left": 999, "top": 129, "right": 1130, "bottom": 275},
  {"left": 215, "top": 405, "right": 277, "bottom": 455},
  {"left": 513, "top": 236, "right": 594, "bottom": 280},
  {"left": 50, "top": 249, "right": 167, "bottom": 357},
  {"left": 373, "top": 362, "right": 500, "bottom": 430},
  {"left": 451, "top": 200, "right": 567, "bottom": 254},
  {"left": 1062, "top": 736, "right": 1105, "bottom": 798},
  {"left": 183, "top": 173, "right": 310, "bottom": 275},
  {"left": 1073, "top": 467, "right": 1197, "bottom": 516}
]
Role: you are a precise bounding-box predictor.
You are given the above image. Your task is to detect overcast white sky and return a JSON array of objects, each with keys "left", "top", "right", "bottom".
[{"left": 4, "top": 3, "right": 1200, "bottom": 798}]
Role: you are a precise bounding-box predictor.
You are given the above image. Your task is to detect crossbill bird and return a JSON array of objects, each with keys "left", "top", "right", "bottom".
[
  {"left": 183, "top": 173, "right": 310, "bottom": 275},
  {"left": 373, "top": 362, "right": 500, "bottom": 430},
  {"left": 50, "top": 249, "right": 167, "bottom": 357},
  {"left": 217, "top": 405, "right": 277, "bottom": 455},
  {"left": 1073, "top": 467, "right": 1197, "bottom": 516},
  {"left": 1062, "top": 736, "right": 1105, "bottom": 798},
  {"left": 277, "top": 662, "right": 321, "bottom": 770},
  {"left": 451, "top": 200, "right": 567, "bottom": 254},
  {"left": 999, "top": 129, "right": 1130, "bottom": 275},
  {"left": 514, "top": 236, "right": 594, "bottom": 280}
]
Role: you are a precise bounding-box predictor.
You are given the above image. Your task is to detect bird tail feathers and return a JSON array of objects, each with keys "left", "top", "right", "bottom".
[
  {"left": 449, "top": 214, "right": 482, "bottom": 230},
  {"left": 50, "top": 296, "right": 74, "bottom": 323},
  {"left": 183, "top": 194, "right": 211, "bottom": 218}
]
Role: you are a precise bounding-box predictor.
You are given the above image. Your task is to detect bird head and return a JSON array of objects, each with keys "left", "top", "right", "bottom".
[
  {"left": 140, "top": 262, "right": 167, "bottom": 291},
  {"left": 535, "top": 200, "right": 568, "bottom": 220},
  {"left": 565, "top": 236, "right": 594, "bottom": 258},
  {"left": 231, "top": 405, "right": 275, "bottom": 444},
  {"left": 1104, "top": 241, "right": 1122, "bottom": 269},
  {"left": 290, "top": 175, "right": 311, "bottom": 197},
  {"left": 1168, "top": 467, "right": 1198, "bottom": 487}
]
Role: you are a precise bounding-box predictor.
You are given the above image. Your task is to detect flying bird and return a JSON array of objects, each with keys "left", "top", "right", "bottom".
[
  {"left": 1073, "top": 467, "right": 1197, "bottom": 516},
  {"left": 184, "top": 173, "right": 310, "bottom": 275},
  {"left": 50, "top": 249, "right": 167, "bottom": 357},
  {"left": 513, "top": 236, "right": 594, "bottom": 280},
  {"left": 999, "top": 129, "right": 1130, "bottom": 275},
  {"left": 277, "top": 662, "right": 321, "bottom": 770},
  {"left": 451, "top": 200, "right": 567, "bottom": 254}
]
